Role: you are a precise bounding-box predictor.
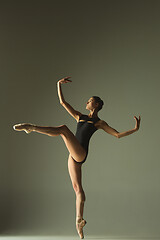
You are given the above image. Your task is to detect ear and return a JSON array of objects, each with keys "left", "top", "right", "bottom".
[{"left": 95, "top": 102, "right": 99, "bottom": 108}]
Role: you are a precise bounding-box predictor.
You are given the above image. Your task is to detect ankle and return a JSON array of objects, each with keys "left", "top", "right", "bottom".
[
  {"left": 76, "top": 216, "right": 83, "bottom": 223},
  {"left": 32, "top": 125, "right": 36, "bottom": 131}
]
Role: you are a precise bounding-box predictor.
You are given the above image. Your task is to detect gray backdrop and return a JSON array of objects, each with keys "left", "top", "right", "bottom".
[{"left": 1, "top": 0, "right": 160, "bottom": 238}]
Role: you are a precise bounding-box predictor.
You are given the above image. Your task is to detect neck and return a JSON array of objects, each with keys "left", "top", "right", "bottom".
[{"left": 88, "top": 109, "right": 98, "bottom": 118}]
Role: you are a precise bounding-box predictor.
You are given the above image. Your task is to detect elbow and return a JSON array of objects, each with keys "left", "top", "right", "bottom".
[{"left": 60, "top": 101, "right": 65, "bottom": 105}]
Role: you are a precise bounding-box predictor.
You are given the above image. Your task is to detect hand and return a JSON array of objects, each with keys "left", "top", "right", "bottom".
[
  {"left": 58, "top": 76, "right": 72, "bottom": 84},
  {"left": 134, "top": 115, "right": 141, "bottom": 131}
]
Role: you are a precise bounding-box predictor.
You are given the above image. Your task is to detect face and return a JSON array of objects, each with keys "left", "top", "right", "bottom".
[{"left": 86, "top": 97, "right": 98, "bottom": 111}]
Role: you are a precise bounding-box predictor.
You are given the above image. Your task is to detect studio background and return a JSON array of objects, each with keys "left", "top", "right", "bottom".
[{"left": 1, "top": 0, "right": 160, "bottom": 238}]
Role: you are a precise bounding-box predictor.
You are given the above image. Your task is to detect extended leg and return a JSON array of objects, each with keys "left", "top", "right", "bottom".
[
  {"left": 13, "top": 123, "right": 87, "bottom": 163},
  {"left": 33, "top": 125, "right": 62, "bottom": 136}
]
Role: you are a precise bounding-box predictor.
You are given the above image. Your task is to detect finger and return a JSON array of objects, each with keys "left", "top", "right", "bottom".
[
  {"left": 65, "top": 76, "right": 71, "bottom": 80},
  {"left": 66, "top": 80, "right": 72, "bottom": 83}
]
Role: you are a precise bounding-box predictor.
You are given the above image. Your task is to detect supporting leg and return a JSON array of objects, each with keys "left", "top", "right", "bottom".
[
  {"left": 75, "top": 185, "right": 87, "bottom": 239},
  {"left": 76, "top": 189, "right": 86, "bottom": 218},
  {"left": 68, "top": 154, "right": 87, "bottom": 239}
]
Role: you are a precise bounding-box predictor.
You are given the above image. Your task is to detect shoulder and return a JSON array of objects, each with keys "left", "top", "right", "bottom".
[
  {"left": 94, "top": 119, "right": 108, "bottom": 130},
  {"left": 76, "top": 113, "right": 86, "bottom": 122}
]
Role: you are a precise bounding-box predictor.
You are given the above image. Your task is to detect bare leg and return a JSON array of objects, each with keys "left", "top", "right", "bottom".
[
  {"left": 76, "top": 185, "right": 86, "bottom": 219},
  {"left": 13, "top": 123, "right": 87, "bottom": 238},
  {"left": 13, "top": 123, "right": 87, "bottom": 163},
  {"left": 68, "top": 154, "right": 87, "bottom": 239},
  {"left": 33, "top": 125, "right": 62, "bottom": 136}
]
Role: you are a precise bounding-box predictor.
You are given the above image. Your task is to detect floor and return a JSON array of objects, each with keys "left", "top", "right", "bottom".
[{"left": 0, "top": 236, "right": 159, "bottom": 240}]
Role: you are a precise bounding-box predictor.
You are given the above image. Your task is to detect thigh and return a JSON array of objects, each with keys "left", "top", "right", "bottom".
[
  {"left": 68, "top": 154, "right": 82, "bottom": 189},
  {"left": 61, "top": 125, "right": 87, "bottom": 163}
]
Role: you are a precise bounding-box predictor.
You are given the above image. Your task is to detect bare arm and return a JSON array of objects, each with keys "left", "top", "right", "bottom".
[
  {"left": 99, "top": 116, "right": 141, "bottom": 138},
  {"left": 57, "top": 79, "right": 66, "bottom": 104},
  {"left": 57, "top": 77, "right": 82, "bottom": 121}
]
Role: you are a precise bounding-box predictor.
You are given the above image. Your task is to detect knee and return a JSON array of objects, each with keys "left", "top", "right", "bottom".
[
  {"left": 73, "top": 183, "right": 86, "bottom": 201},
  {"left": 73, "top": 183, "right": 79, "bottom": 192},
  {"left": 60, "top": 124, "right": 69, "bottom": 136}
]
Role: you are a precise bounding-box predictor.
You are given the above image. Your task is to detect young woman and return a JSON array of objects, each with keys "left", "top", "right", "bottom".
[{"left": 13, "top": 76, "right": 141, "bottom": 239}]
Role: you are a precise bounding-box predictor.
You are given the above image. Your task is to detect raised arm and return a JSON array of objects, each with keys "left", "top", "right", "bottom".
[
  {"left": 57, "top": 76, "right": 82, "bottom": 121},
  {"left": 98, "top": 116, "right": 141, "bottom": 138}
]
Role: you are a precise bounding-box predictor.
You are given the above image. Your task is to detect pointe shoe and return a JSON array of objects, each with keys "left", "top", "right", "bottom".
[
  {"left": 13, "top": 123, "right": 35, "bottom": 134},
  {"left": 76, "top": 218, "right": 87, "bottom": 239}
]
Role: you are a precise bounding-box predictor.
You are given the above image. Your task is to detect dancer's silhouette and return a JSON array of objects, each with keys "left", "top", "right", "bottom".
[{"left": 13, "top": 76, "right": 141, "bottom": 239}]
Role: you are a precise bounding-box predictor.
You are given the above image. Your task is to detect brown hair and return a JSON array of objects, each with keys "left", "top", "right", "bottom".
[{"left": 92, "top": 96, "right": 104, "bottom": 112}]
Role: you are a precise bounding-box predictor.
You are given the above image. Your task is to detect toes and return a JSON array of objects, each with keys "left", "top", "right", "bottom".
[
  {"left": 76, "top": 221, "right": 86, "bottom": 239},
  {"left": 13, "top": 125, "right": 16, "bottom": 130},
  {"left": 13, "top": 124, "right": 22, "bottom": 130},
  {"left": 13, "top": 123, "right": 32, "bottom": 132}
]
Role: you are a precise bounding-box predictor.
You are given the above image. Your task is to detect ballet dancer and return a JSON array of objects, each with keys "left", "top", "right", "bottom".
[{"left": 13, "top": 76, "right": 141, "bottom": 239}]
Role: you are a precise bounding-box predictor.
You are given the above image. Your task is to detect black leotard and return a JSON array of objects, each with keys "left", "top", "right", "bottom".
[{"left": 71, "top": 114, "right": 100, "bottom": 164}]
